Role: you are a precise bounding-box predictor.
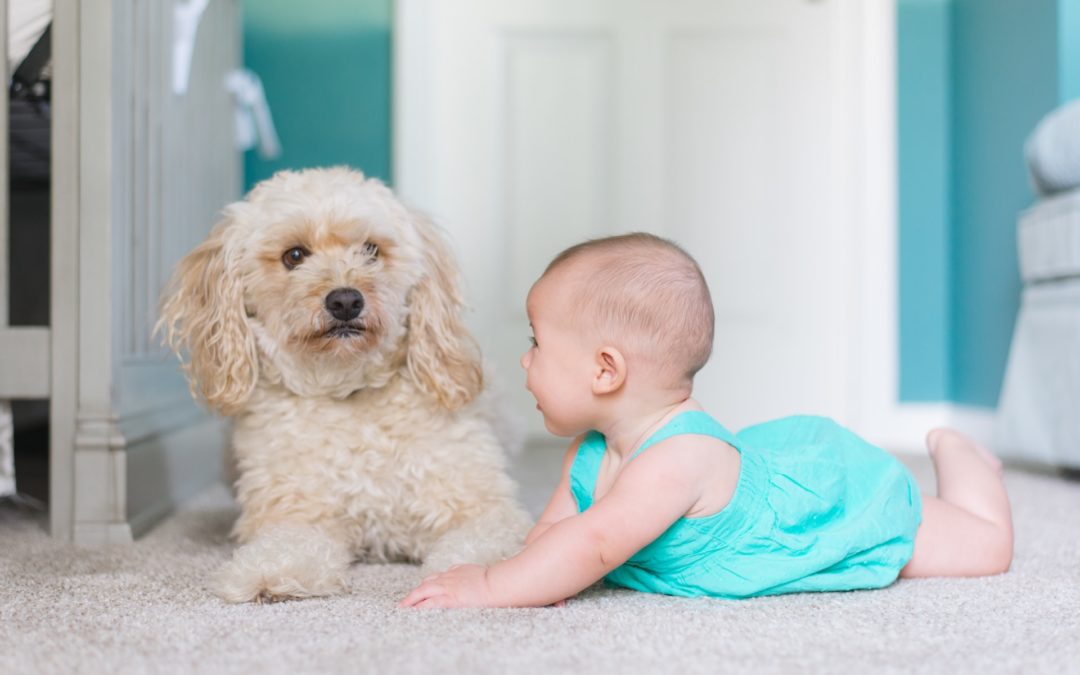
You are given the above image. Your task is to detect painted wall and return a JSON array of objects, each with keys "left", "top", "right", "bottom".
[
  {"left": 243, "top": 0, "right": 393, "bottom": 192},
  {"left": 897, "top": 0, "right": 1071, "bottom": 407},
  {"left": 897, "top": 0, "right": 953, "bottom": 402},
  {"left": 1062, "top": 0, "right": 1080, "bottom": 100},
  {"left": 244, "top": 1, "right": 1074, "bottom": 407},
  {"left": 950, "top": 0, "right": 1060, "bottom": 407}
]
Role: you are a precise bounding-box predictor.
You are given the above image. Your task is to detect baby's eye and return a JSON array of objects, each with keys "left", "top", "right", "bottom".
[
  {"left": 363, "top": 241, "right": 379, "bottom": 262},
  {"left": 528, "top": 335, "right": 538, "bottom": 348}
]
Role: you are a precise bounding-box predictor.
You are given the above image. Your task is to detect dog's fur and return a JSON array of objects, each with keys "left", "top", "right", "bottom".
[{"left": 158, "top": 167, "right": 531, "bottom": 603}]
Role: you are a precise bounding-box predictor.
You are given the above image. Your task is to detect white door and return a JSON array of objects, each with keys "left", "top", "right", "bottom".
[{"left": 396, "top": 0, "right": 867, "bottom": 439}]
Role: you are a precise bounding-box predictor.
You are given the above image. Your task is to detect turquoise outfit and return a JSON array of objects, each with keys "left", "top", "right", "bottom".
[{"left": 569, "top": 412, "right": 922, "bottom": 599}]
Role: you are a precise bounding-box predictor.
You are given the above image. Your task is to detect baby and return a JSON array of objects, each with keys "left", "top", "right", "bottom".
[{"left": 400, "top": 233, "right": 1014, "bottom": 608}]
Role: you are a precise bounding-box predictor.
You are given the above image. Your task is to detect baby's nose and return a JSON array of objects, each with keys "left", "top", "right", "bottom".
[{"left": 520, "top": 351, "right": 531, "bottom": 369}]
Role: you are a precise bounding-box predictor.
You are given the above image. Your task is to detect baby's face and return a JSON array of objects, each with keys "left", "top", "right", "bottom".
[{"left": 521, "top": 273, "right": 599, "bottom": 437}]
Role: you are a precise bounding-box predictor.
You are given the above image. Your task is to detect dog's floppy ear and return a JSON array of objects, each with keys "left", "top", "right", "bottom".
[
  {"left": 405, "top": 214, "right": 484, "bottom": 410},
  {"left": 156, "top": 212, "right": 258, "bottom": 415}
]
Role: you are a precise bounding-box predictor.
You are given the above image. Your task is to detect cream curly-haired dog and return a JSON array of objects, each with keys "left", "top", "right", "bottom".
[{"left": 158, "top": 167, "right": 531, "bottom": 603}]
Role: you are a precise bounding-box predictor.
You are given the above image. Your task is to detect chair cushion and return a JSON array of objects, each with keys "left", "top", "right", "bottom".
[
  {"left": 1025, "top": 99, "right": 1080, "bottom": 197},
  {"left": 1018, "top": 188, "right": 1080, "bottom": 283}
]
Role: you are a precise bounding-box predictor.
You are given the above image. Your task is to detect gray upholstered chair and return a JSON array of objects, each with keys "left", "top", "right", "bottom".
[{"left": 996, "top": 100, "right": 1080, "bottom": 469}]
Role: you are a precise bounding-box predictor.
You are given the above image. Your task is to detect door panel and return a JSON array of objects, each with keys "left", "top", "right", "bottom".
[{"left": 397, "top": 0, "right": 852, "bottom": 438}]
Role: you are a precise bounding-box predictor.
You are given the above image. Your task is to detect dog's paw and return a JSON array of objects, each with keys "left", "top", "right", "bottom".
[
  {"left": 421, "top": 502, "right": 533, "bottom": 574},
  {"left": 213, "top": 524, "right": 351, "bottom": 604},
  {"left": 215, "top": 560, "right": 345, "bottom": 604}
]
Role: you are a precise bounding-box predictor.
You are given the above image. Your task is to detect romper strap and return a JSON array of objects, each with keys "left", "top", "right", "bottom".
[
  {"left": 629, "top": 411, "right": 739, "bottom": 461},
  {"left": 569, "top": 431, "right": 606, "bottom": 512},
  {"left": 569, "top": 412, "right": 739, "bottom": 513}
]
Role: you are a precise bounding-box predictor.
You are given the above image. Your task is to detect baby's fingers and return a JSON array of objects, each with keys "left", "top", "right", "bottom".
[
  {"left": 415, "top": 595, "right": 457, "bottom": 609},
  {"left": 398, "top": 582, "right": 444, "bottom": 608},
  {"left": 420, "top": 564, "right": 465, "bottom": 584}
]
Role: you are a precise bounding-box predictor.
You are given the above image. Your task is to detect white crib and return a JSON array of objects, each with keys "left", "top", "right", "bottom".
[{"left": 0, "top": 0, "right": 241, "bottom": 542}]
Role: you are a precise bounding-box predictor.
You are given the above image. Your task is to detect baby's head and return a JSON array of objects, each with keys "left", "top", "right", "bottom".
[{"left": 531, "top": 232, "right": 714, "bottom": 390}]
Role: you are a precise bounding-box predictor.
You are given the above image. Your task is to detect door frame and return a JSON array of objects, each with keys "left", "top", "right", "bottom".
[{"left": 393, "top": 0, "right": 914, "bottom": 448}]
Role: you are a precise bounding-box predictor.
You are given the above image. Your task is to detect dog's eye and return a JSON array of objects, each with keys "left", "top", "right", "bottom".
[
  {"left": 363, "top": 241, "right": 379, "bottom": 261},
  {"left": 282, "top": 246, "right": 308, "bottom": 270}
]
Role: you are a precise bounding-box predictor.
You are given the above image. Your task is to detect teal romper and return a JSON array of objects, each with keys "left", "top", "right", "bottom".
[{"left": 569, "top": 412, "right": 923, "bottom": 598}]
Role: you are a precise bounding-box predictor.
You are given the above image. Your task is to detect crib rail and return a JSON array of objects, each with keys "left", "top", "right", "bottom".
[
  {"left": 1, "top": 0, "right": 52, "bottom": 505},
  {"left": 0, "top": 0, "right": 50, "bottom": 399},
  {"left": 0, "top": 0, "right": 7, "bottom": 328},
  {"left": 0, "top": 0, "right": 67, "bottom": 531},
  {"left": 4, "top": 0, "right": 239, "bottom": 539}
]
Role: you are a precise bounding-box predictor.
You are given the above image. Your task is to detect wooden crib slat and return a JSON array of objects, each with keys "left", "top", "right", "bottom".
[{"left": 0, "top": 0, "right": 9, "bottom": 326}]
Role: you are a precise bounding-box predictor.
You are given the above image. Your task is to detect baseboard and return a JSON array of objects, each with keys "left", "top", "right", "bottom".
[
  {"left": 127, "top": 495, "right": 180, "bottom": 540},
  {"left": 869, "top": 403, "right": 996, "bottom": 455},
  {"left": 73, "top": 521, "right": 134, "bottom": 545},
  {"left": 125, "top": 415, "right": 228, "bottom": 539},
  {"left": 946, "top": 405, "right": 997, "bottom": 447}
]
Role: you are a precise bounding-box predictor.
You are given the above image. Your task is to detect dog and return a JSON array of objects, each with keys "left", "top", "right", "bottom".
[{"left": 158, "top": 167, "right": 531, "bottom": 603}]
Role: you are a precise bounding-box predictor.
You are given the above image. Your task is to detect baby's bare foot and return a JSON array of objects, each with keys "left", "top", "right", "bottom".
[{"left": 926, "top": 427, "right": 1004, "bottom": 476}]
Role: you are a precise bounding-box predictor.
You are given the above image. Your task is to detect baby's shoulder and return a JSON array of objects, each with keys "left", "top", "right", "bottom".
[
  {"left": 620, "top": 433, "right": 740, "bottom": 512},
  {"left": 668, "top": 430, "right": 737, "bottom": 453},
  {"left": 634, "top": 431, "right": 738, "bottom": 471}
]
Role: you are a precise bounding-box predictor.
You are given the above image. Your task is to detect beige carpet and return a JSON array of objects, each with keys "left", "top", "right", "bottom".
[{"left": 1, "top": 451, "right": 1078, "bottom": 675}]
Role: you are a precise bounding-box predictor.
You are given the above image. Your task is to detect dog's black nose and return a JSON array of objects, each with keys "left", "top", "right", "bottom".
[{"left": 325, "top": 287, "right": 365, "bottom": 321}]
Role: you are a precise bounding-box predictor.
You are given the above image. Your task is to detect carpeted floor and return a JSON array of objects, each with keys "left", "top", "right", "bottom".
[{"left": 1, "top": 449, "right": 1078, "bottom": 674}]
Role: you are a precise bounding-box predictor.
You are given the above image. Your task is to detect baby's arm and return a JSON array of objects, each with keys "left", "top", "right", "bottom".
[
  {"left": 401, "top": 439, "right": 704, "bottom": 608},
  {"left": 524, "top": 437, "right": 584, "bottom": 546}
]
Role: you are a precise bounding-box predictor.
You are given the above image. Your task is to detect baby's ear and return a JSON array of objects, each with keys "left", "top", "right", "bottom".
[
  {"left": 156, "top": 211, "right": 259, "bottom": 415},
  {"left": 405, "top": 212, "right": 484, "bottom": 410},
  {"left": 592, "top": 347, "right": 626, "bottom": 395}
]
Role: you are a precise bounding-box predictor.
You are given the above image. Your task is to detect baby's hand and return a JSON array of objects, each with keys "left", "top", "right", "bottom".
[{"left": 398, "top": 564, "right": 494, "bottom": 609}]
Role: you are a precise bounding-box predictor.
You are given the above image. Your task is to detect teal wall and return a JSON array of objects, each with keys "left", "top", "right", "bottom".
[
  {"left": 1063, "top": 0, "right": 1080, "bottom": 100},
  {"left": 950, "top": 0, "right": 1060, "bottom": 406},
  {"left": 243, "top": 0, "right": 393, "bottom": 192},
  {"left": 897, "top": 0, "right": 1072, "bottom": 407},
  {"left": 897, "top": 0, "right": 953, "bottom": 401}
]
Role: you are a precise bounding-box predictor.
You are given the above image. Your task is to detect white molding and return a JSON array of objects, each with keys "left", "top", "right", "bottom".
[
  {"left": 947, "top": 405, "right": 997, "bottom": 448},
  {"left": 850, "top": 0, "right": 903, "bottom": 441},
  {"left": 844, "top": 0, "right": 1000, "bottom": 458},
  {"left": 72, "top": 522, "right": 134, "bottom": 545},
  {"left": 51, "top": 0, "right": 80, "bottom": 541},
  {"left": 127, "top": 496, "right": 176, "bottom": 539},
  {"left": 115, "top": 397, "right": 209, "bottom": 446},
  {"left": 0, "top": 327, "right": 51, "bottom": 397},
  {"left": 872, "top": 403, "right": 950, "bottom": 453},
  {"left": 873, "top": 403, "right": 996, "bottom": 455},
  {"left": 392, "top": 0, "right": 435, "bottom": 204},
  {"left": 125, "top": 415, "right": 228, "bottom": 539},
  {"left": 72, "top": 412, "right": 129, "bottom": 542}
]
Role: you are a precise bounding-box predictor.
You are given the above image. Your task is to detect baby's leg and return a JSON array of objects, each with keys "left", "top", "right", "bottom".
[{"left": 900, "top": 428, "right": 1013, "bottom": 578}]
